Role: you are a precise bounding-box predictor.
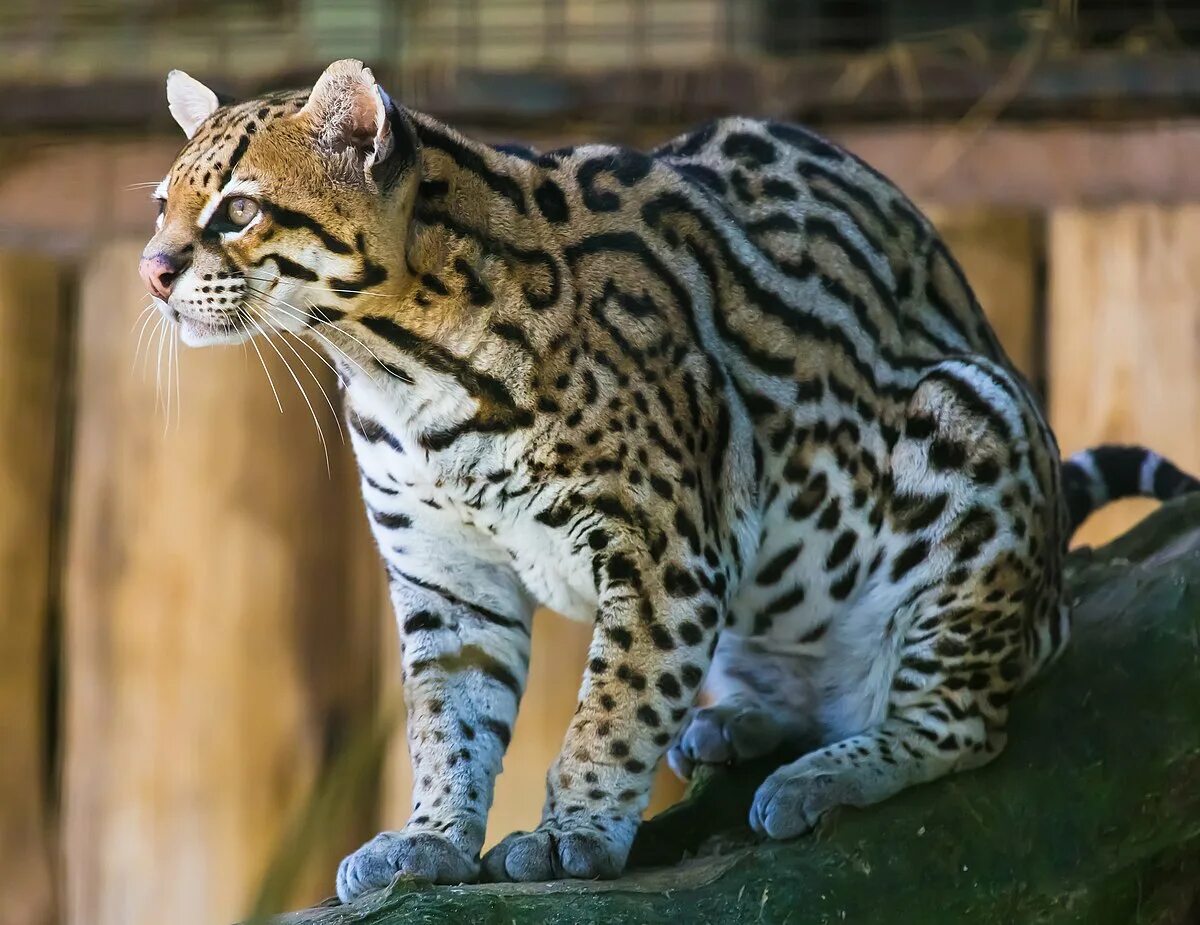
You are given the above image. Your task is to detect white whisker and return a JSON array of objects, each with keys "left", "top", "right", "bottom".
[
  {"left": 155, "top": 313, "right": 168, "bottom": 417},
  {"left": 163, "top": 330, "right": 174, "bottom": 435},
  {"left": 246, "top": 290, "right": 392, "bottom": 385},
  {"left": 130, "top": 300, "right": 154, "bottom": 334},
  {"left": 249, "top": 297, "right": 344, "bottom": 380},
  {"left": 132, "top": 304, "right": 159, "bottom": 372},
  {"left": 243, "top": 306, "right": 331, "bottom": 474},
  {"left": 279, "top": 329, "right": 345, "bottom": 446},
  {"left": 142, "top": 314, "right": 164, "bottom": 382},
  {"left": 245, "top": 295, "right": 345, "bottom": 444},
  {"left": 172, "top": 327, "right": 183, "bottom": 430},
  {"left": 254, "top": 290, "right": 413, "bottom": 387},
  {"left": 236, "top": 308, "right": 284, "bottom": 414}
]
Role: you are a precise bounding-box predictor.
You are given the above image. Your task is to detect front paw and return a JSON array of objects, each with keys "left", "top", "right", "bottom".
[
  {"left": 336, "top": 829, "right": 479, "bottom": 901},
  {"left": 481, "top": 822, "right": 628, "bottom": 882}
]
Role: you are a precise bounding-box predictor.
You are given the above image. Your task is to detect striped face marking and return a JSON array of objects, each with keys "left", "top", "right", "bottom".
[{"left": 144, "top": 78, "right": 402, "bottom": 344}]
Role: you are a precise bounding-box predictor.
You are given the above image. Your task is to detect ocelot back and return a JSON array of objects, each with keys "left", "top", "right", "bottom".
[{"left": 141, "top": 60, "right": 1199, "bottom": 896}]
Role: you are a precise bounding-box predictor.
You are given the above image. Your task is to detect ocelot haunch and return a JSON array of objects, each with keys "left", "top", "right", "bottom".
[{"left": 140, "top": 60, "right": 1199, "bottom": 897}]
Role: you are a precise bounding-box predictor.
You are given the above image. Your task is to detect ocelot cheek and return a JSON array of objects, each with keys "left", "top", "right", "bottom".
[{"left": 219, "top": 244, "right": 261, "bottom": 285}]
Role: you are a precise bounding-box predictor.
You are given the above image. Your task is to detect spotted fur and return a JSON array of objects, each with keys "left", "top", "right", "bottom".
[{"left": 140, "top": 61, "right": 1199, "bottom": 896}]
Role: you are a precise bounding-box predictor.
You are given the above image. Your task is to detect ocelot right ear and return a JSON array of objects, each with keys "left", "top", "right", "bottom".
[{"left": 299, "top": 59, "right": 414, "bottom": 192}]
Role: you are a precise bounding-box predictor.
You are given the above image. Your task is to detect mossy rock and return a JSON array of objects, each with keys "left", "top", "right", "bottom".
[{"left": 264, "top": 496, "right": 1200, "bottom": 924}]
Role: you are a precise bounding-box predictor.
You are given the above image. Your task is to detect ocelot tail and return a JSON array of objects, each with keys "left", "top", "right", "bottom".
[{"left": 139, "top": 60, "right": 1200, "bottom": 897}]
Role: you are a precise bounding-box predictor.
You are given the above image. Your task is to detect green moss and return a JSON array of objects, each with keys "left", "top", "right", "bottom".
[{"left": 263, "top": 497, "right": 1200, "bottom": 925}]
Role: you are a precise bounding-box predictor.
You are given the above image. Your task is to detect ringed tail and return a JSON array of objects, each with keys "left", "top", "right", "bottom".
[{"left": 1062, "top": 444, "right": 1200, "bottom": 534}]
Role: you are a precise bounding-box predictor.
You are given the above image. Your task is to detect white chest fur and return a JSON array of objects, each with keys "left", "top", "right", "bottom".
[{"left": 345, "top": 377, "right": 600, "bottom": 622}]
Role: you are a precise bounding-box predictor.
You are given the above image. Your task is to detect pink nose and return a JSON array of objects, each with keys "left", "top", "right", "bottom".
[{"left": 139, "top": 253, "right": 185, "bottom": 299}]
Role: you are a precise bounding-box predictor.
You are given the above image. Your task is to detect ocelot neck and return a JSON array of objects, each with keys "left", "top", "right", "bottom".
[{"left": 314, "top": 114, "right": 553, "bottom": 446}]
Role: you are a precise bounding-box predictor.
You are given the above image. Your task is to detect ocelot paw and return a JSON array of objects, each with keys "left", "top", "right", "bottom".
[
  {"left": 336, "top": 829, "right": 479, "bottom": 901},
  {"left": 667, "top": 701, "right": 785, "bottom": 779},
  {"left": 749, "top": 756, "right": 856, "bottom": 840},
  {"left": 481, "top": 820, "right": 629, "bottom": 882}
]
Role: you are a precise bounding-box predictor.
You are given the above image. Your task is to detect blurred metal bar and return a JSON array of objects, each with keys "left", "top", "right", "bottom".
[
  {"left": 9, "top": 0, "right": 1200, "bottom": 77},
  {"left": 5, "top": 51, "right": 1200, "bottom": 132},
  {"left": 1, "top": 1, "right": 1200, "bottom": 129}
]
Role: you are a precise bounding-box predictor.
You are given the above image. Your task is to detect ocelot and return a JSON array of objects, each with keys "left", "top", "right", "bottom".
[{"left": 138, "top": 59, "right": 1200, "bottom": 897}]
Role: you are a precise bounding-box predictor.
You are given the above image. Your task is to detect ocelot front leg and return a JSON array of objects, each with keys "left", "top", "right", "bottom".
[
  {"left": 483, "top": 521, "right": 733, "bottom": 882},
  {"left": 751, "top": 358, "right": 1064, "bottom": 840},
  {"left": 337, "top": 521, "right": 535, "bottom": 900}
]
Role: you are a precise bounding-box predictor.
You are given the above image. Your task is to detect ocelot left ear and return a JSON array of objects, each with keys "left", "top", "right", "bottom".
[
  {"left": 299, "top": 59, "right": 413, "bottom": 192},
  {"left": 166, "top": 70, "right": 221, "bottom": 138}
]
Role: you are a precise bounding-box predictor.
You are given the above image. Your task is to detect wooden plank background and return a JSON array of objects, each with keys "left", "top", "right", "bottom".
[
  {"left": 0, "top": 253, "right": 66, "bottom": 925},
  {"left": 1049, "top": 205, "right": 1200, "bottom": 547}
]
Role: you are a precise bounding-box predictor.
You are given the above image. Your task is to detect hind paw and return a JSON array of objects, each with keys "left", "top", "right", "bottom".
[{"left": 667, "top": 701, "right": 785, "bottom": 779}]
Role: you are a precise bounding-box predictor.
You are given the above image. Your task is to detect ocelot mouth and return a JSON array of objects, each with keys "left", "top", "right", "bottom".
[{"left": 174, "top": 310, "right": 247, "bottom": 346}]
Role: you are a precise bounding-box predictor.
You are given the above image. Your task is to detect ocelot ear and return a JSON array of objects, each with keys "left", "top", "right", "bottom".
[
  {"left": 300, "top": 59, "right": 410, "bottom": 190},
  {"left": 166, "top": 70, "right": 220, "bottom": 138}
]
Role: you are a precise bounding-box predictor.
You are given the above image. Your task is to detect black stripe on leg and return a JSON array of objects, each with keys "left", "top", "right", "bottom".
[
  {"left": 395, "top": 569, "right": 529, "bottom": 633},
  {"left": 409, "top": 644, "right": 524, "bottom": 698},
  {"left": 481, "top": 717, "right": 513, "bottom": 747}
]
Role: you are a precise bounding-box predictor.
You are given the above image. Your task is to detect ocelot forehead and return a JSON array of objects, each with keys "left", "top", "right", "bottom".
[{"left": 168, "top": 90, "right": 310, "bottom": 196}]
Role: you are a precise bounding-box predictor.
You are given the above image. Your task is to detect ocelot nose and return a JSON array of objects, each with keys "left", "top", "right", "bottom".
[{"left": 139, "top": 252, "right": 188, "bottom": 299}]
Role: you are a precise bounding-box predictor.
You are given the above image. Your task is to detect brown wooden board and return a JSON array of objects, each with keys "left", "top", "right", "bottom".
[
  {"left": 1048, "top": 205, "right": 1200, "bottom": 547},
  {"left": 0, "top": 252, "right": 66, "bottom": 925}
]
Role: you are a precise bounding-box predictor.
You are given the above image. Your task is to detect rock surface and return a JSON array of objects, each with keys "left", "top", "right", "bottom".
[{"left": 260, "top": 496, "right": 1200, "bottom": 924}]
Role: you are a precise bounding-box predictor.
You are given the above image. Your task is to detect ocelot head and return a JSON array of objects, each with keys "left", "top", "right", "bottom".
[{"left": 139, "top": 59, "right": 418, "bottom": 345}]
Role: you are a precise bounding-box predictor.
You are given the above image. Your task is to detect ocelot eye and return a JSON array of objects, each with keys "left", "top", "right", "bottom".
[{"left": 225, "top": 196, "right": 259, "bottom": 227}]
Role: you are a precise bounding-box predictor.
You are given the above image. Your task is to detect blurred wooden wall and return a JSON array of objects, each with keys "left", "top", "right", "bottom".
[
  {"left": 0, "top": 253, "right": 67, "bottom": 925},
  {"left": 0, "top": 127, "right": 1198, "bottom": 925},
  {"left": 1049, "top": 206, "right": 1200, "bottom": 547}
]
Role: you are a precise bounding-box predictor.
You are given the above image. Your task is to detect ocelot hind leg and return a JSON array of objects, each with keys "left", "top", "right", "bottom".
[
  {"left": 668, "top": 633, "right": 821, "bottom": 779},
  {"left": 751, "top": 358, "right": 1064, "bottom": 840}
]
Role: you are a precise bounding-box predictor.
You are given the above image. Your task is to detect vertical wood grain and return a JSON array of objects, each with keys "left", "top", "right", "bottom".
[
  {"left": 1049, "top": 205, "right": 1200, "bottom": 547},
  {"left": 0, "top": 252, "right": 65, "bottom": 925},
  {"left": 924, "top": 206, "right": 1040, "bottom": 379},
  {"left": 63, "top": 240, "right": 383, "bottom": 925}
]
